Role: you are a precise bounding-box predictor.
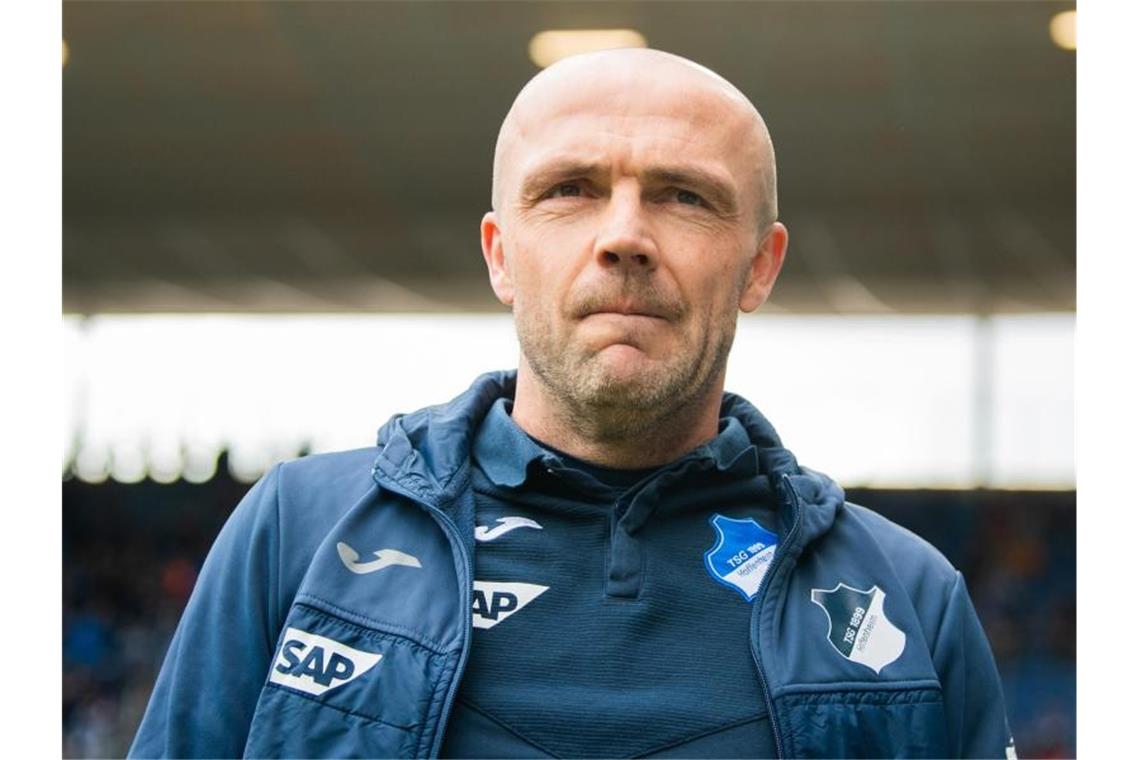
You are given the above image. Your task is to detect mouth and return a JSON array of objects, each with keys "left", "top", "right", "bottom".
[
  {"left": 587, "top": 311, "right": 664, "bottom": 319},
  {"left": 582, "top": 312, "right": 669, "bottom": 332},
  {"left": 583, "top": 303, "right": 669, "bottom": 321},
  {"left": 578, "top": 305, "right": 672, "bottom": 353}
]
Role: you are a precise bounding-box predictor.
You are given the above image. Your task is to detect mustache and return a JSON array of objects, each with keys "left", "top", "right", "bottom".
[{"left": 568, "top": 281, "right": 685, "bottom": 322}]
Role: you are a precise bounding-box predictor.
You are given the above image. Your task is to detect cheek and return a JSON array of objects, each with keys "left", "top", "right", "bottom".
[
  {"left": 676, "top": 253, "right": 749, "bottom": 317},
  {"left": 509, "top": 228, "right": 590, "bottom": 306}
]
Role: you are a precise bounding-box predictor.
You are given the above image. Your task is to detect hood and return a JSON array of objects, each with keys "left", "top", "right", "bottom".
[
  {"left": 719, "top": 390, "right": 845, "bottom": 548},
  {"left": 373, "top": 370, "right": 844, "bottom": 547},
  {"left": 372, "top": 370, "right": 516, "bottom": 506}
]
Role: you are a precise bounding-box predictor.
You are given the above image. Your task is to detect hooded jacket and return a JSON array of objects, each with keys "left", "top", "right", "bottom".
[{"left": 129, "top": 371, "right": 1014, "bottom": 759}]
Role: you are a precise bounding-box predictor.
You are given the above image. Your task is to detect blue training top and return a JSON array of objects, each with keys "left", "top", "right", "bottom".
[
  {"left": 440, "top": 398, "right": 779, "bottom": 757},
  {"left": 128, "top": 370, "right": 1015, "bottom": 759}
]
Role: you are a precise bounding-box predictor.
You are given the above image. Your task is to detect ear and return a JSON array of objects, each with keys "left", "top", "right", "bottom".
[
  {"left": 739, "top": 221, "right": 788, "bottom": 313},
  {"left": 481, "top": 211, "right": 514, "bottom": 306}
]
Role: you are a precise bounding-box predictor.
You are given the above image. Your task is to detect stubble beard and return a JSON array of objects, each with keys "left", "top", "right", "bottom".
[{"left": 514, "top": 304, "right": 738, "bottom": 442}]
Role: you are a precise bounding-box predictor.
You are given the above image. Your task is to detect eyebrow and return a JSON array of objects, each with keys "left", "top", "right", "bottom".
[
  {"left": 518, "top": 157, "right": 740, "bottom": 214},
  {"left": 518, "top": 158, "right": 608, "bottom": 202},
  {"left": 642, "top": 166, "right": 739, "bottom": 214}
]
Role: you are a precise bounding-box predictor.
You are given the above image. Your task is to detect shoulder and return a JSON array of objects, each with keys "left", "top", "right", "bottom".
[
  {"left": 268, "top": 446, "right": 384, "bottom": 542},
  {"left": 275, "top": 446, "right": 380, "bottom": 505},
  {"left": 836, "top": 501, "right": 958, "bottom": 586},
  {"left": 225, "top": 447, "right": 384, "bottom": 607},
  {"left": 221, "top": 446, "right": 380, "bottom": 541},
  {"left": 824, "top": 501, "right": 966, "bottom": 645}
]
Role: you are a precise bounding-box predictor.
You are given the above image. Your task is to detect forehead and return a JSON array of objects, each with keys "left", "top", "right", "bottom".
[{"left": 504, "top": 69, "right": 762, "bottom": 183}]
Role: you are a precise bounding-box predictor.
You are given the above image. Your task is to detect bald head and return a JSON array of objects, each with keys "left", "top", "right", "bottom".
[{"left": 491, "top": 48, "right": 778, "bottom": 229}]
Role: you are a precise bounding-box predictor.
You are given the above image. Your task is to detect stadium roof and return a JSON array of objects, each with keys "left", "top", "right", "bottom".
[{"left": 63, "top": 1, "right": 1075, "bottom": 315}]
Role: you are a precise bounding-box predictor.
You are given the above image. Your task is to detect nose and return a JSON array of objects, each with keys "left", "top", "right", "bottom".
[{"left": 593, "top": 185, "right": 658, "bottom": 273}]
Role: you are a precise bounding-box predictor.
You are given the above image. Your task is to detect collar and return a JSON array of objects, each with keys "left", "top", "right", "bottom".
[
  {"left": 471, "top": 396, "right": 760, "bottom": 490},
  {"left": 471, "top": 397, "right": 551, "bottom": 488},
  {"left": 373, "top": 369, "right": 843, "bottom": 562},
  {"left": 692, "top": 416, "right": 761, "bottom": 479}
]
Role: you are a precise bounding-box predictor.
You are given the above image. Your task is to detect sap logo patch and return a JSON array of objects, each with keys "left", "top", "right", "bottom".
[
  {"left": 471, "top": 581, "right": 548, "bottom": 629},
  {"left": 268, "top": 627, "right": 383, "bottom": 696}
]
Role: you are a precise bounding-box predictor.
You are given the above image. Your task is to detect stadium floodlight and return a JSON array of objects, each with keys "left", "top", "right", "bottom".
[
  {"left": 528, "top": 29, "right": 648, "bottom": 69},
  {"left": 1050, "top": 10, "right": 1076, "bottom": 51}
]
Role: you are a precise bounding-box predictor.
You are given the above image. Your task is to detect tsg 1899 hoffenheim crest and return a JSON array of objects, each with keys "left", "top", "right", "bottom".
[
  {"left": 703, "top": 514, "right": 779, "bottom": 601},
  {"left": 810, "top": 583, "right": 906, "bottom": 674}
]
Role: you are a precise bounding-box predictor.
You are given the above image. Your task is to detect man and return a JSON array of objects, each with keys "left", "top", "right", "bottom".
[{"left": 130, "top": 49, "right": 1014, "bottom": 758}]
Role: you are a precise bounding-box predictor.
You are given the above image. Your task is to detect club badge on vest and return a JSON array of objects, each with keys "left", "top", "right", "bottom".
[
  {"left": 810, "top": 583, "right": 906, "bottom": 674},
  {"left": 269, "top": 627, "right": 383, "bottom": 696},
  {"left": 703, "top": 514, "right": 779, "bottom": 601},
  {"left": 472, "top": 581, "right": 549, "bottom": 629}
]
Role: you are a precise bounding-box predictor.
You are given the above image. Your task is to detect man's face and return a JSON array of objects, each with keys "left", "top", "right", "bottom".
[{"left": 483, "top": 61, "right": 785, "bottom": 429}]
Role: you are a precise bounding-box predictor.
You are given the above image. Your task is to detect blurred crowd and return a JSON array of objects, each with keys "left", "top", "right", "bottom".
[
  {"left": 63, "top": 460, "right": 248, "bottom": 759},
  {"left": 862, "top": 489, "right": 1077, "bottom": 758},
  {"left": 63, "top": 460, "right": 1075, "bottom": 758}
]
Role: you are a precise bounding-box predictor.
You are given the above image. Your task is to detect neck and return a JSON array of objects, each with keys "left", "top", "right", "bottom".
[{"left": 509, "top": 362, "right": 725, "bottom": 469}]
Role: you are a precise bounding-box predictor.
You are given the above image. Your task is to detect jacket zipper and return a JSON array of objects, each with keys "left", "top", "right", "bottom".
[
  {"left": 379, "top": 466, "right": 803, "bottom": 758},
  {"left": 372, "top": 468, "right": 474, "bottom": 759},
  {"left": 750, "top": 473, "right": 803, "bottom": 759}
]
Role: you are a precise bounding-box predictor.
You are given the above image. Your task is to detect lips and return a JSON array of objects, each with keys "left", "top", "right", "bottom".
[
  {"left": 585, "top": 302, "right": 667, "bottom": 320},
  {"left": 571, "top": 288, "right": 683, "bottom": 322}
]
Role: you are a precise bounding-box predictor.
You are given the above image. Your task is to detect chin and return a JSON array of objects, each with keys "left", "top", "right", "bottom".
[
  {"left": 574, "top": 353, "right": 676, "bottom": 408},
  {"left": 593, "top": 342, "right": 656, "bottom": 368}
]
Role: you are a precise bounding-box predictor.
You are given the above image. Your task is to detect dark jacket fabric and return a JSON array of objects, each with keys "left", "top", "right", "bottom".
[{"left": 129, "top": 370, "right": 1015, "bottom": 759}]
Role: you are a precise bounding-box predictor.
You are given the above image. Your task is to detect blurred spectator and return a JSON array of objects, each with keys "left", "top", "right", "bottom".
[{"left": 159, "top": 557, "right": 197, "bottom": 604}]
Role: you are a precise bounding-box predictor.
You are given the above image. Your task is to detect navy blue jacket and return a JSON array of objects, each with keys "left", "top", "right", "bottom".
[{"left": 129, "top": 371, "right": 1014, "bottom": 758}]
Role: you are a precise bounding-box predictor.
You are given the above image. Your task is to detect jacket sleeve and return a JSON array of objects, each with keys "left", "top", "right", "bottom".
[
  {"left": 128, "top": 464, "right": 284, "bottom": 759},
  {"left": 932, "top": 571, "right": 1016, "bottom": 759}
]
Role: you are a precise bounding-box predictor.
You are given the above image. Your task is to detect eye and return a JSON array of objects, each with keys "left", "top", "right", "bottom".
[
  {"left": 544, "top": 182, "right": 583, "bottom": 199},
  {"left": 676, "top": 189, "right": 706, "bottom": 207}
]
